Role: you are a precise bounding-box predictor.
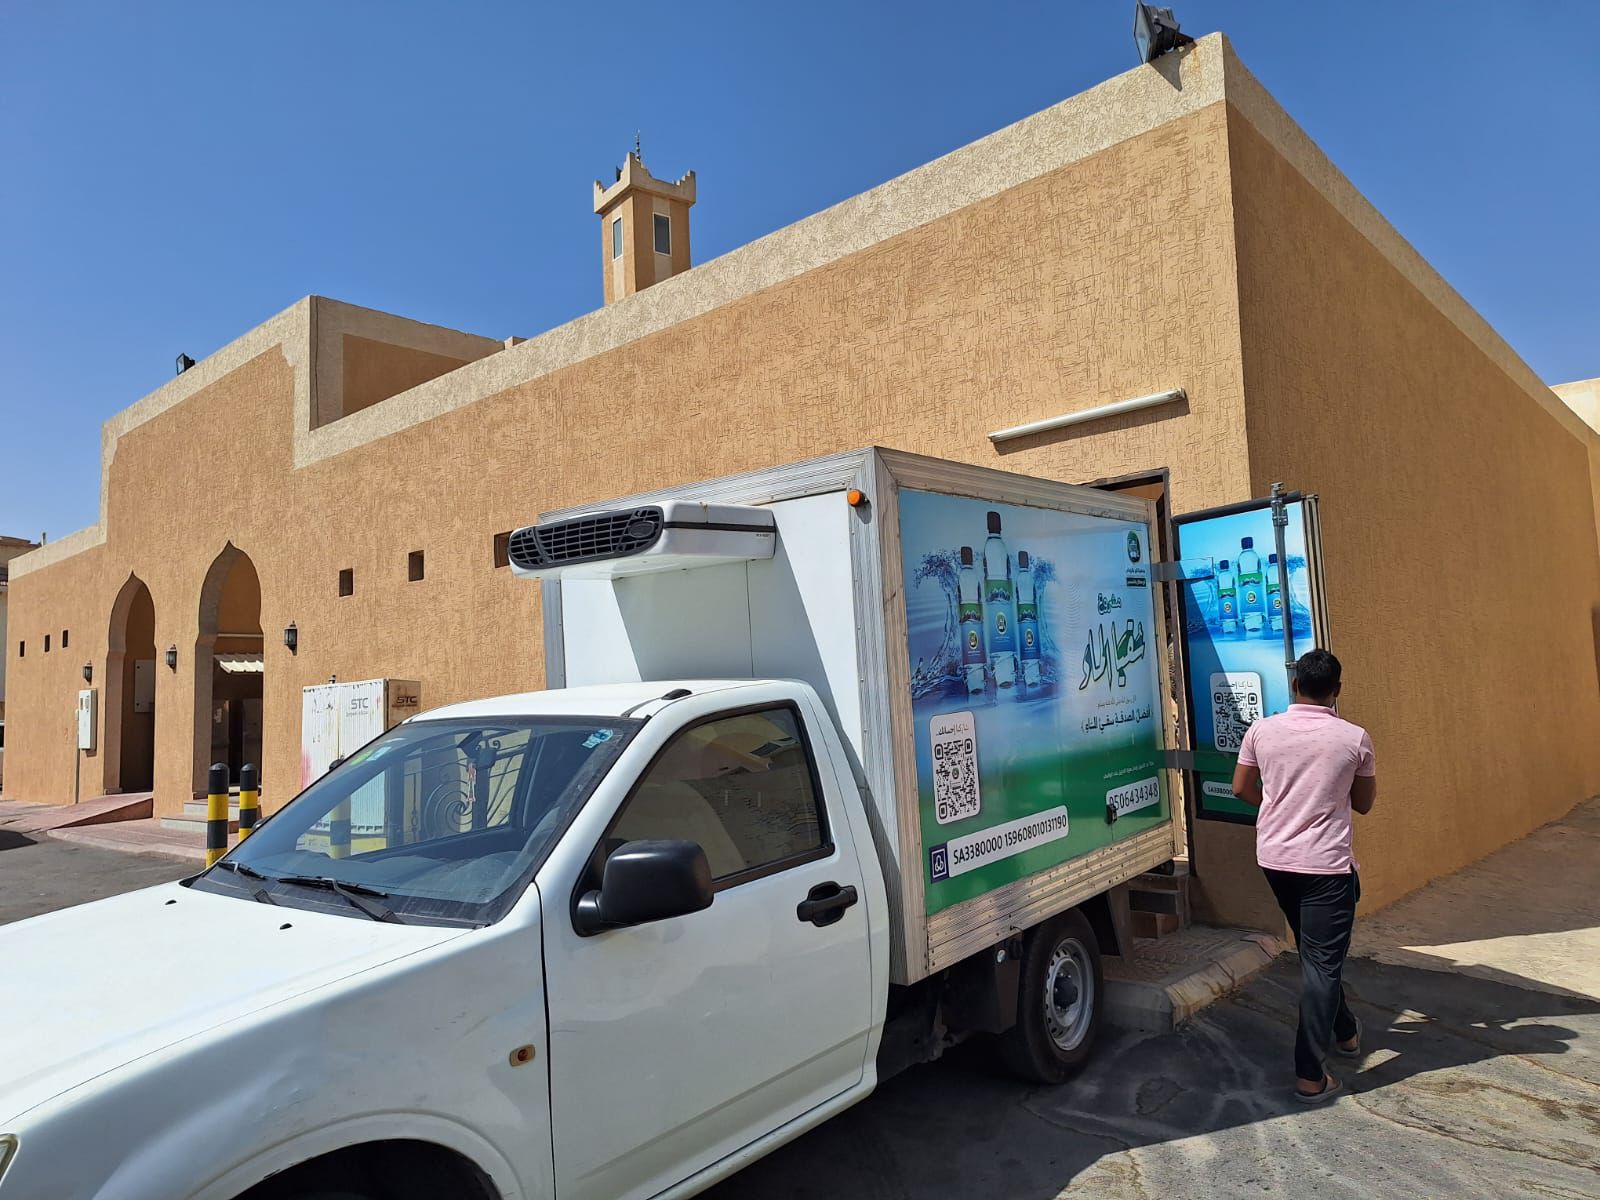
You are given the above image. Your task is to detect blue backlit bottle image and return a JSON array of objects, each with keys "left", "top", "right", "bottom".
[
  {"left": 1217, "top": 558, "right": 1238, "bottom": 637},
  {"left": 1016, "top": 549, "right": 1041, "bottom": 690},
  {"left": 1237, "top": 536, "right": 1264, "bottom": 635},
  {"left": 958, "top": 546, "right": 987, "bottom": 695},
  {"left": 983, "top": 511, "right": 1018, "bottom": 691},
  {"left": 1266, "top": 552, "right": 1284, "bottom": 634}
]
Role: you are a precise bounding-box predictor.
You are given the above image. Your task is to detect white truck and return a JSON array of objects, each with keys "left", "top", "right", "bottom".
[{"left": 0, "top": 449, "right": 1181, "bottom": 1200}]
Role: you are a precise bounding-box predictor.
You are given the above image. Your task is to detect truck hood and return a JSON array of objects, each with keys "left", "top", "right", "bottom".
[{"left": 0, "top": 881, "right": 467, "bottom": 1123}]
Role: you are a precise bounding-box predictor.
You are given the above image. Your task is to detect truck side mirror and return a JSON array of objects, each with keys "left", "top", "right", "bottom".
[{"left": 574, "top": 839, "right": 713, "bottom": 936}]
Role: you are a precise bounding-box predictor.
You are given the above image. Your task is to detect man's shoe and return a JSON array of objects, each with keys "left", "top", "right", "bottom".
[{"left": 1293, "top": 1074, "right": 1343, "bottom": 1105}]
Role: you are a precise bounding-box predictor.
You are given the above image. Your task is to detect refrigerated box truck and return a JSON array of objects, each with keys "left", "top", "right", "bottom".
[
  {"left": 529, "top": 447, "right": 1180, "bottom": 991},
  {"left": 0, "top": 448, "right": 1185, "bottom": 1200}
]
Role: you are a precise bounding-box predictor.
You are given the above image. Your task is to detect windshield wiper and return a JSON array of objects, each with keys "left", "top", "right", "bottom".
[
  {"left": 213, "top": 860, "right": 269, "bottom": 881},
  {"left": 274, "top": 875, "right": 405, "bottom": 923}
]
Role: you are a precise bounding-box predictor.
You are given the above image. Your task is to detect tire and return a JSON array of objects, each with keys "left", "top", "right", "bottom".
[{"left": 996, "top": 908, "right": 1104, "bottom": 1083}]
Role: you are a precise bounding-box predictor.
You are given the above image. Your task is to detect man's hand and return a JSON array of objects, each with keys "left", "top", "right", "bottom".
[
  {"left": 1351, "top": 775, "right": 1377, "bottom": 815},
  {"left": 1232, "top": 761, "right": 1263, "bottom": 808}
]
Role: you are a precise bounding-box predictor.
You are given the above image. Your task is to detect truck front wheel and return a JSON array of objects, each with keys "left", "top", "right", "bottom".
[{"left": 996, "top": 908, "right": 1103, "bottom": 1083}]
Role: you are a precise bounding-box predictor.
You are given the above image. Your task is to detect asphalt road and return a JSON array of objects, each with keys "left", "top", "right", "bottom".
[
  {"left": 0, "top": 830, "right": 190, "bottom": 924},
  {"left": 5, "top": 833, "right": 1597, "bottom": 1199}
]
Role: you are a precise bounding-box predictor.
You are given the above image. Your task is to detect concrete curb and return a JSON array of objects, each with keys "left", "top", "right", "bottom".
[{"left": 1104, "top": 929, "right": 1286, "bottom": 1034}]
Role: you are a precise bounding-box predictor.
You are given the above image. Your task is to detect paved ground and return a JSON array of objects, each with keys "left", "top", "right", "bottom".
[
  {"left": 0, "top": 830, "right": 189, "bottom": 925},
  {"left": 5, "top": 802, "right": 1597, "bottom": 1198},
  {"left": 1357, "top": 798, "right": 1600, "bottom": 1002}
]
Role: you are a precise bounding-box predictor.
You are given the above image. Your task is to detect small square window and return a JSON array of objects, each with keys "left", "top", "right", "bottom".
[
  {"left": 611, "top": 217, "right": 623, "bottom": 260},
  {"left": 61, "top": 629, "right": 69, "bottom": 649},
  {"left": 493, "top": 531, "right": 512, "bottom": 569},
  {"left": 338, "top": 568, "right": 354, "bottom": 597},
  {"left": 408, "top": 550, "right": 425, "bottom": 582},
  {"left": 653, "top": 213, "right": 671, "bottom": 255}
]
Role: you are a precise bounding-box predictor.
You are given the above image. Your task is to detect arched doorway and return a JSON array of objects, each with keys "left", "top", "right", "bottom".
[
  {"left": 106, "top": 574, "right": 157, "bottom": 792},
  {"left": 193, "top": 545, "right": 264, "bottom": 795}
]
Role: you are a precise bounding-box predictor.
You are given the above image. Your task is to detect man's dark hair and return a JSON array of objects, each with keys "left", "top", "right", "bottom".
[{"left": 1294, "top": 648, "right": 1342, "bottom": 701}]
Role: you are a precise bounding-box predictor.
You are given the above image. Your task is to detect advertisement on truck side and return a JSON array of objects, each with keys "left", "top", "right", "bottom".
[{"left": 899, "top": 489, "right": 1169, "bottom": 915}]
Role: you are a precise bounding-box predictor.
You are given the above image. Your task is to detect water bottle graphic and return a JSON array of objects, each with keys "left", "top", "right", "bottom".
[
  {"left": 958, "top": 545, "right": 987, "bottom": 695},
  {"left": 1237, "top": 536, "right": 1264, "bottom": 635},
  {"left": 983, "top": 511, "right": 1018, "bottom": 690},
  {"left": 1266, "top": 552, "right": 1284, "bottom": 634},
  {"left": 1217, "top": 558, "right": 1238, "bottom": 637},
  {"left": 1016, "top": 550, "right": 1041, "bottom": 690}
]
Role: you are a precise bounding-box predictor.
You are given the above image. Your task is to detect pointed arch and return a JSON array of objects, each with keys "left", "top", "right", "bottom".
[
  {"left": 105, "top": 573, "right": 157, "bottom": 792},
  {"left": 191, "top": 543, "right": 264, "bottom": 795}
]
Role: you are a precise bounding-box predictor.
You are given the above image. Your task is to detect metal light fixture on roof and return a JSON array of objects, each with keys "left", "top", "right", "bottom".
[
  {"left": 176, "top": 353, "right": 196, "bottom": 375},
  {"left": 283, "top": 622, "right": 298, "bottom": 655},
  {"left": 82, "top": 662, "right": 92, "bottom": 684},
  {"left": 165, "top": 645, "right": 178, "bottom": 670},
  {"left": 1133, "top": 2, "right": 1193, "bottom": 64}
]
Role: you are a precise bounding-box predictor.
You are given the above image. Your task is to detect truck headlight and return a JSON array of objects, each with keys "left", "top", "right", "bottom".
[{"left": 0, "top": 1135, "right": 15, "bottom": 1183}]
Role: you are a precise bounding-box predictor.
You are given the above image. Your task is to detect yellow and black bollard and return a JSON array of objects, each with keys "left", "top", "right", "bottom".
[
  {"left": 238, "top": 763, "right": 259, "bottom": 840},
  {"left": 205, "top": 762, "right": 230, "bottom": 867},
  {"left": 329, "top": 797, "right": 352, "bottom": 859}
]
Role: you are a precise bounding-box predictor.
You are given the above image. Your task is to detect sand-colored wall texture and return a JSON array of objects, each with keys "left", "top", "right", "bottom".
[
  {"left": 2, "top": 102, "right": 1249, "bottom": 830},
  {"left": 1225, "top": 105, "right": 1600, "bottom": 917}
]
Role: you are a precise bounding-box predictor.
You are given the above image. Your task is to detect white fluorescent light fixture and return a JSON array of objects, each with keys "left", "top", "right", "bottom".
[
  {"left": 216, "top": 654, "right": 265, "bottom": 675},
  {"left": 987, "top": 388, "right": 1187, "bottom": 444}
]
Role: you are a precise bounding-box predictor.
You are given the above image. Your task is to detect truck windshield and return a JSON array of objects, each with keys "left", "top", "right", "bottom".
[{"left": 190, "top": 715, "right": 639, "bottom": 926}]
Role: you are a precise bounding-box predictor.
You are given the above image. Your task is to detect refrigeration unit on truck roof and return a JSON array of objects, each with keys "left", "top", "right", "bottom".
[{"left": 508, "top": 500, "right": 775, "bottom": 579}]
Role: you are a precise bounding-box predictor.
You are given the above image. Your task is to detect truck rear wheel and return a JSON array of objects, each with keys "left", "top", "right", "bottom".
[{"left": 996, "top": 908, "right": 1103, "bottom": 1083}]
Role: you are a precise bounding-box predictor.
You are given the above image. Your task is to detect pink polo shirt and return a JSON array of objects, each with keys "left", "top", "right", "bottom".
[{"left": 1238, "top": 704, "right": 1375, "bottom": 874}]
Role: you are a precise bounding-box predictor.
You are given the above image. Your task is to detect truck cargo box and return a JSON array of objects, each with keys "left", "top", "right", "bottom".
[{"left": 522, "top": 448, "right": 1180, "bottom": 984}]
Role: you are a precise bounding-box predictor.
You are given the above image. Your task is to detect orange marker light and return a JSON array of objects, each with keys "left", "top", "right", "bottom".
[{"left": 846, "top": 489, "right": 866, "bottom": 507}]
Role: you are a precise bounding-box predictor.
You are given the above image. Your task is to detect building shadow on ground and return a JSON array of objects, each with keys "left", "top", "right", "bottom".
[
  {"left": 0, "top": 829, "right": 37, "bottom": 853},
  {"left": 702, "top": 955, "right": 1600, "bottom": 1199}
]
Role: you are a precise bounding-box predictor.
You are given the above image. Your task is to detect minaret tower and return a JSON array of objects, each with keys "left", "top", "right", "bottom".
[{"left": 594, "top": 141, "right": 696, "bottom": 305}]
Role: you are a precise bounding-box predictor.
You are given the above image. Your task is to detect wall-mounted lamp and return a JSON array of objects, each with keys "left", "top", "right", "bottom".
[
  {"left": 283, "top": 622, "right": 298, "bottom": 655},
  {"left": 165, "top": 645, "right": 178, "bottom": 671},
  {"left": 82, "top": 662, "right": 93, "bottom": 684}
]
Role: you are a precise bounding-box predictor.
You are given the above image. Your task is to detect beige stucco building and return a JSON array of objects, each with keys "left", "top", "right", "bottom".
[
  {"left": 0, "top": 534, "right": 42, "bottom": 788},
  {"left": 6, "top": 36, "right": 1598, "bottom": 929}
]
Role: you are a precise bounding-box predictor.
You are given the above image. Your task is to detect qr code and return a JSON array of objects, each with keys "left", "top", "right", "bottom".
[
  {"left": 1210, "top": 672, "right": 1263, "bottom": 752},
  {"left": 930, "top": 711, "right": 982, "bottom": 825}
]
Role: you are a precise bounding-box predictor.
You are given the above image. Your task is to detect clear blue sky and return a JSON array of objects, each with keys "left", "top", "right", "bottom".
[{"left": 2, "top": 2, "right": 1594, "bottom": 540}]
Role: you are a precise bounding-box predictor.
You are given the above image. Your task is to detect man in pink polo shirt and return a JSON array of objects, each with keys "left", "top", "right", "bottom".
[{"left": 1232, "top": 648, "right": 1377, "bottom": 1104}]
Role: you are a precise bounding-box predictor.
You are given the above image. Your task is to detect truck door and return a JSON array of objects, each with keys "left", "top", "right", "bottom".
[
  {"left": 1171, "top": 490, "right": 1329, "bottom": 823},
  {"left": 538, "top": 692, "right": 874, "bottom": 1200}
]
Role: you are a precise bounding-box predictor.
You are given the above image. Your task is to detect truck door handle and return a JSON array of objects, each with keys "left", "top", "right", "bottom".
[{"left": 797, "top": 882, "right": 858, "bottom": 927}]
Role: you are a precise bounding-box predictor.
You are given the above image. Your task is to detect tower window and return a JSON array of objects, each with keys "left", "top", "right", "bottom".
[
  {"left": 44, "top": 634, "right": 51, "bottom": 653},
  {"left": 493, "top": 531, "right": 511, "bottom": 569},
  {"left": 653, "top": 213, "right": 671, "bottom": 255},
  {"left": 611, "top": 217, "right": 623, "bottom": 260},
  {"left": 408, "top": 550, "right": 425, "bottom": 582},
  {"left": 338, "top": 568, "right": 354, "bottom": 597},
  {"left": 61, "top": 629, "right": 69, "bottom": 649}
]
